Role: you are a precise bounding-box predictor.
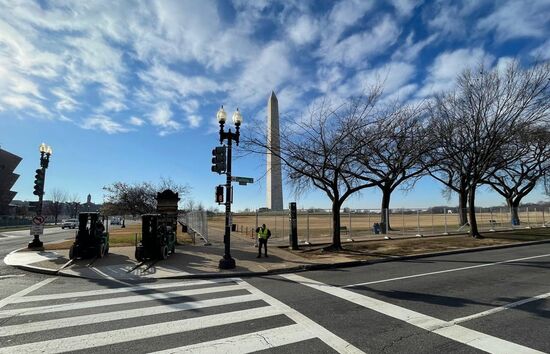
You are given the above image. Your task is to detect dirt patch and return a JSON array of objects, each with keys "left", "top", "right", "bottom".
[{"left": 291, "top": 230, "right": 550, "bottom": 261}]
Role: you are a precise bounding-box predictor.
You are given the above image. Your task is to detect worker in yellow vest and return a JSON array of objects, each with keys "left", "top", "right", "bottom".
[{"left": 256, "top": 224, "right": 271, "bottom": 258}]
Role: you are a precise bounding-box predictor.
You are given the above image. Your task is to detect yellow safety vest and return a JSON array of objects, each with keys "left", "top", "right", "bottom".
[{"left": 258, "top": 228, "right": 269, "bottom": 239}]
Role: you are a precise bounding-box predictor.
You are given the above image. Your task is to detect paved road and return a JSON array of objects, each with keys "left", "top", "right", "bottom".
[
  {"left": 0, "top": 227, "right": 75, "bottom": 301},
  {"left": 0, "top": 242, "right": 548, "bottom": 353}
]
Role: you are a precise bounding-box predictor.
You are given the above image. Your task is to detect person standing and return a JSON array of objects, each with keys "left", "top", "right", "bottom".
[{"left": 256, "top": 223, "right": 271, "bottom": 258}]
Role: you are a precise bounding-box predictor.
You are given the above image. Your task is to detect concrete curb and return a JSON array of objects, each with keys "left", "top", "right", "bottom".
[{"left": 7, "top": 238, "right": 550, "bottom": 280}]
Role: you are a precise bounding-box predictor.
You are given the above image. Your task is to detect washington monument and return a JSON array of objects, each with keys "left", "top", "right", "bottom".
[{"left": 267, "top": 91, "right": 283, "bottom": 210}]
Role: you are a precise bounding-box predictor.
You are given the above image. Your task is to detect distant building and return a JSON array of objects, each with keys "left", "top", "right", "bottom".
[{"left": 0, "top": 148, "right": 22, "bottom": 215}]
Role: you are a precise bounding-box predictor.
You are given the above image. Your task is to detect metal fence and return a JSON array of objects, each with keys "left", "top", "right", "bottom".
[
  {"left": 179, "top": 210, "right": 209, "bottom": 244},
  {"left": 213, "top": 207, "right": 549, "bottom": 244},
  {"left": 0, "top": 215, "right": 32, "bottom": 227}
]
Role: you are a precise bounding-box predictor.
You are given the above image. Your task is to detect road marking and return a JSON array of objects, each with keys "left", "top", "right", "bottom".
[
  {"left": 0, "top": 274, "right": 25, "bottom": 279},
  {"left": 0, "top": 306, "right": 282, "bottom": 354},
  {"left": 151, "top": 324, "right": 316, "bottom": 354},
  {"left": 0, "top": 293, "right": 260, "bottom": 337},
  {"left": 236, "top": 279, "right": 364, "bottom": 353},
  {"left": 343, "top": 253, "right": 550, "bottom": 288},
  {"left": 10, "top": 278, "right": 237, "bottom": 303},
  {"left": 282, "top": 274, "right": 544, "bottom": 354},
  {"left": 0, "top": 283, "right": 243, "bottom": 318},
  {"left": 452, "top": 291, "right": 550, "bottom": 324},
  {"left": 0, "top": 277, "right": 57, "bottom": 310}
]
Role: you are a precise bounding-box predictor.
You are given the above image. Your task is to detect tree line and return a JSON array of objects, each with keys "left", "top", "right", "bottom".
[{"left": 245, "top": 60, "right": 550, "bottom": 249}]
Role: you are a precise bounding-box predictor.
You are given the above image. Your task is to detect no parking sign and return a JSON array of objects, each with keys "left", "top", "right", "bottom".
[{"left": 30, "top": 215, "right": 45, "bottom": 235}]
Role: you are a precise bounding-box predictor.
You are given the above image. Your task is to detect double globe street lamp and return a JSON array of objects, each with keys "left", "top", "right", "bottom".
[
  {"left": 29, "top": 142, "right": 52, "bottom": 248},
  {"left": 215, "top": 105, "right": 242, "bottom": 269}
]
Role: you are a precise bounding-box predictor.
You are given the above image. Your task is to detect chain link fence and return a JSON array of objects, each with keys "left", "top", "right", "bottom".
[{"left": 210, "top": 206, "right": 550, "bottom": 245}]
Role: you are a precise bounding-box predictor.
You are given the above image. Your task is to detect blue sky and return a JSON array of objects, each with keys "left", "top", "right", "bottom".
[{"left": 1, "top": 0, "right": 549, "bottom": 211}]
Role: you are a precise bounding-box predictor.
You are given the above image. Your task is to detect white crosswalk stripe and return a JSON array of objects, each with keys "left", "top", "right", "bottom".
[{"left": 0, "top": 278, "right": 363, "bottom": 354}]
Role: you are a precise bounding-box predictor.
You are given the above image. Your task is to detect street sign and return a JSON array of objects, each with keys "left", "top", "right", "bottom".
[
  {"left": 30, "top": 224, "right": 44, "bottom": 235},
  {"left": 30, "top": 215, "right": 45, "bottom": 235},
  {"left": 32, "top": 216, "right": 45, "bottom": 225},
  {"left": 231, "top": 176, "right": 254, "bottom": 184}
]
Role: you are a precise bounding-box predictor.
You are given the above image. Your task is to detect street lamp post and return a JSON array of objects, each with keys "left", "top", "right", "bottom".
[
  {"left": 216, "top": 106, "right": 242, "bottom": 270},
  {"left": 29, "top": 143, "right": 52, "bottom": 249}
]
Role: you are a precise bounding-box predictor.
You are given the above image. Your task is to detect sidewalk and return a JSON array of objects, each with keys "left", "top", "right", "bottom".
[
  {"left": 3, "top": 232, "right": 351, "bottom": 281},
  {"left": 5, "top": 228, "right": 550, "bottom": 281}
]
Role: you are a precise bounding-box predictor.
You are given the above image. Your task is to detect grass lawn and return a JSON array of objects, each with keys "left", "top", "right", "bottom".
[{"left": 44, "top": 223, "right": 193, "bottom": 250}]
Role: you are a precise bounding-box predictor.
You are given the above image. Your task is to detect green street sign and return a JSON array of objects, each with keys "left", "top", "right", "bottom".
[{"left": 231, "top": 176, "right": 254, "bottom": 184}]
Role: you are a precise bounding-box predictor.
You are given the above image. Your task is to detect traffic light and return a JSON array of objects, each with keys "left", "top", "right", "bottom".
[
  {"left": 215, "top": 185, "right": 224, "bottom": 204},
  {"left": 211, "top": 146, "right": 226, "bottom": 174},
  {"left": 33, "top": 169, "right": 44, "bottom": 196}
]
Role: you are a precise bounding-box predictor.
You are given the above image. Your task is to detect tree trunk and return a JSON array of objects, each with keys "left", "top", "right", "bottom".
[
  {"left": 508, "top": 199, "right": 521, "bottom": 226},
  {"left": 468, "top": 188, "right": 482, "bottom": 238},
  {"left": 458, "top": 189, "right": 468, "bottom": 226},
  {"left": 380, "top": 187, "right": 392, "bottom": 231},
  {"left": 328, "top": 201, "right": 342, "bottom": 250}
]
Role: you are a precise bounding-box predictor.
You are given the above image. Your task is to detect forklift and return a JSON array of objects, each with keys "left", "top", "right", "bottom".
[
  {"left": 69, "top": 212, "right": 109, "bottom": 259},
  {"left": 135, "top": 214, "right": 176, "bottom": 261}
]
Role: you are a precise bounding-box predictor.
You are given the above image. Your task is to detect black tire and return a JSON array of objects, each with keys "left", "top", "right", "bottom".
[
  {"left": 135, "top": 247, "right": 143, "bottom": 262},
  {"left": 98, "top": 243, "right": 105, "bottom": 258},
  {"left": 160, "top": 245, "right": 168, "bottom": 260}
]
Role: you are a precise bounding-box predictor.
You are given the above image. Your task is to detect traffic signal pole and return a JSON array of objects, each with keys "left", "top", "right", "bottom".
[{"left": 220, "top": 136, "right": 235, "bottom": 269}]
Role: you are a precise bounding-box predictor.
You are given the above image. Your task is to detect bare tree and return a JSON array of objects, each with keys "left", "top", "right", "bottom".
[
  {"left": 484, "top": 125, "right": 550, "bottom": 224},
  {"left": 244, "top": 90, "right": 382, "bottom": 250},
  {"left": 103, "top": 179, "right": 189, "bottom": 216},
  {"left": 66, "top": 193, "right": 80, "bottom": 218},
  {"left": 355, "top": 103, "right": 432, "bottom": 230},
  {"left": 429, "top": 60, "right": 550, "bottom": 237},
  {"left": 47, "top": 188, "right": 67, "bottom": 224}
]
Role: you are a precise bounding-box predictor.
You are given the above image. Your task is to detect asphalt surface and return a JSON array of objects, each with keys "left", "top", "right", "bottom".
[{"left": 0, "top": 240, "right": 548, "bottom": 353}]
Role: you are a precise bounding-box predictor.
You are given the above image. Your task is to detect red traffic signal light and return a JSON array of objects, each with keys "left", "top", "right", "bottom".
[{"left": 215, "top": 185, "right": 224, "bottom": 204}]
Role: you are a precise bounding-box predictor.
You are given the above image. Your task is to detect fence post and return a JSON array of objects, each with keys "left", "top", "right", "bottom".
[
  {"left": 348, "top": 211, "right": 353, "bottom": 241},
  {"left": 255, "top": 209, "right": 259, "bottom": 247},
  {"left": 368, "top": 212, "right": 371, "bottom": 235},
  {"left": 431, "top": 210, "right": 434, "bottom": 235},
  {"left": 402, "top": 209, "right": 405, "bottom": 237},
  {"left": 306, "top": 211, "right": 311, "bottom": 244},
  {"left": 444, "top": 208, "right": 448, "bottom": 235},
  {"left": 416, "top": 210, "right": 422, "bottom": 237},
  {"left": 527, "top": 206, "right": 531, "bottom": 229},
  {"left": 489, "top": 208, "right": 495, "bottom": 232},
  {"left": 543, "top": 208, "right": 547, "bottom": 227}
]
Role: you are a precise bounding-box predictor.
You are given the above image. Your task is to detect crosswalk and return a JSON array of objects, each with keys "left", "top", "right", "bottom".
[{"left": 0, "top": 278, "right": 363, "bottom": 353}]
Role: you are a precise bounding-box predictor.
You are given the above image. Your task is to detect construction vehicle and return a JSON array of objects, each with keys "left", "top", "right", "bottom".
[
  {"left": 135, "top": 214, "right": 176, "bottom": 261},
  {"left": 69, "top": 212, "right": 109, "bottom": 259}
]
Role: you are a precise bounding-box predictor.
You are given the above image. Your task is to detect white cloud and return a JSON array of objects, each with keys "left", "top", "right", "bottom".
[
  {"left": 287, "top": 15, "right": 319, "bottom": 45},
  {"left": 230, "top": 41, "right": 298, "bottom": 105},
  {"left": 1, "top": 94, "right": 49, "bottom": 115},
  {"left": 51, "top": 89, "right": 78, "bottom": 112},
  {"left": 477, "top": 0, "right": 550, "bottom": 42},
  {"left": 186, "top": 115, "right": 202, "bottom": 128},
  {"left": 417, "top": 48, "right": 494, "bottom": 97},
  {"left": 531, "top": 39, "right": 550, "bottom": 60},
  {"left": 128, "top": 116, "right": 145, "bottom": 126},
  {"left": 148, "top": 104, "right": 182, "bottom": 135},
  {"left": 322, "top": 16, "right": 401, "bottom": 67},
  {"left": 390, "top": 0, "right": 422, "bottom": 17},
  {"left": 326, "top": 0, "right": 375, "bottom": 44},
  {"left": 392, "top": 33, "right": 438, "bottom": 61},
  {"left": 82, "top": 115, "right": 129, "bottom": 134}
]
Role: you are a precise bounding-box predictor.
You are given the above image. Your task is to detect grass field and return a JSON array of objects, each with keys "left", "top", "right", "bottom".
[{"left": 44, "top": 223, "right": 192, "bottom": 250}]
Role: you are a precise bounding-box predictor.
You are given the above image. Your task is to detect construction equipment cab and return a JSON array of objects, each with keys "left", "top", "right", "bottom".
[{"left": 69, "top": 212, "right": 109, "bottom": 259}]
